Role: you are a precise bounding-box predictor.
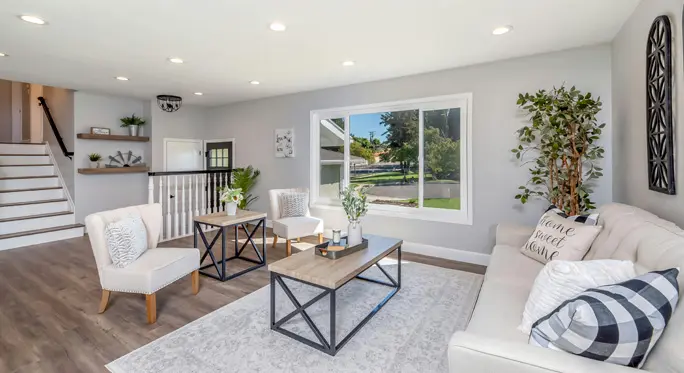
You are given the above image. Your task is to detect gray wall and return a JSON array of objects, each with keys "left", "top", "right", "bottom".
[
  {"left": 612, "top": 0, "right": 684, "bottom": 227},
  {"left": 207, "top": 44, "right": 614, "bottom": 255},
  {"left": 0, "top": 79, "right": 12, "bottom": 142},
  {"left": 42, "top": 86, "right": 75, "bottom": 199},
  {"left": 147, "top": 102, "right": 207, "bottom": 171},
  {"left": 73, "top": 92, "right": 149, "bottom": 223}
]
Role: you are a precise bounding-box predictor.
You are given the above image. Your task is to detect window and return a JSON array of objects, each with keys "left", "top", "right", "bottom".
[{"left": 310, "top": 94, "right": 472, "bottom": 224}]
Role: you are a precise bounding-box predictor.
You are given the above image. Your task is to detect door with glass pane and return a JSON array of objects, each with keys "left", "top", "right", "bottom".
[{"left": 205, "top": 141, "right": 233, "bottom": 211}]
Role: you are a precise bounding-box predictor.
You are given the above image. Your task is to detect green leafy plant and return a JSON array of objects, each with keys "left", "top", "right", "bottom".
[
  {"left": 341, "top": 186, "right": 369, "bottom": 222},
  {"left": 511, "top": 85, "right": 605, "bottom": 215},
  {"left": 88, "top": 153, "right": 102, "bottom": 162},
  {"left": 219, "top": 188, "right": 243, "bottom": 204},
  {"left": 231, "top": 166, "right": 261, "bottom": 209},
  {"left": 119, "top": 114, "right": 146, "bottom": 128}
]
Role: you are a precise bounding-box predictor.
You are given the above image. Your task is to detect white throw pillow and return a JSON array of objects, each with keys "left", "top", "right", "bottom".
[
  {"left": 104, "top": 215, "right": 148, "bottom": 268},
  {"left": 280, "top": 192, "right": 308, "bottom": 218},
  {"left": 521, "top": 211, "right": 602, "bottom": 264},
  {"left": 519, "top": 259, "right": 636, "bottom": 335}
]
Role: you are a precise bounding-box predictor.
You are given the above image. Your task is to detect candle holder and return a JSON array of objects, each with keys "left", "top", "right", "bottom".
[{"left": 332, "top": 229, "right": 342, "bottom": 244}]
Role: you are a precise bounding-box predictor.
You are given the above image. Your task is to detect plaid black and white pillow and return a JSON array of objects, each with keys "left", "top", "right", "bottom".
[
  {"left": 530, "top": 268, "right": 680, "bottom": 368},
  {"left": 279, "top": 192, "right": 308, "bottom": 218},
  {"left": 545, "top": 205, "right": 599, "bottom": 226}
]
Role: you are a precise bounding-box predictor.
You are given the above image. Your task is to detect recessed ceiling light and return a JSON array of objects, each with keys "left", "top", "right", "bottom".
[
  {"left": 19, "top": 15, "right": 47, "bottom": 25},
  {"left": 168, "top": 57, "right": 184, "bottom": 64},
  {"left": 342, "top": 60, "right": 355, "bottom": 67},
  {"left": 194, "top": 92, "right": 203, "bottom": 96},
  {"left": 492, "top": 25, "right": 513, "bottom": 35},
  {"left": 269, "top": 22, "right": 286, "bottom": 32},
  {"left": 115, "top": 76, "right": 129, "bottom": 81},
  {"left": 0, "top": 53, "right": 7, "bottom": 57},
  {"left": 250, "top": 80, "right": 260, "bottom": 85}
]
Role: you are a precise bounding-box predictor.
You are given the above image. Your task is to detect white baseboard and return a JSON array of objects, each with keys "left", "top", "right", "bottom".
[{"left": 401, "top": 241, "right": 490, "bottom": 267}]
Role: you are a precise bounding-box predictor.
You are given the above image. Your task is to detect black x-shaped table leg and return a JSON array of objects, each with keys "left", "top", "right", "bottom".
[{"left": 194, "top": 218, "right": 267, "bottom": 281}]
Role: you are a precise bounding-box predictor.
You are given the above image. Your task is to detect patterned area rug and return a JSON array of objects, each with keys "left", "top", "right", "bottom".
[{"left": 106, "top": 260, "right": 483, "bottom": 373}]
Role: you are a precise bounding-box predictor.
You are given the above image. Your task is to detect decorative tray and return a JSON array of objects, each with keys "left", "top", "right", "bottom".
[{"left": 315, "top": 238, "right": 368, "bottom": 260}]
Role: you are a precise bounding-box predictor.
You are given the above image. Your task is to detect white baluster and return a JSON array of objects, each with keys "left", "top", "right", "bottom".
[
  {"left": 194, "top": 174, "right": 200, "bottom": 218},
  {"left": 174, "top": 175, "right": 179, "bottom": 238},
  {"left": 200, "top": 174, "right": 207, "bottom": 216},
  {"left": 218, "top": 173, "right": 224, "bottom": 212},
  {"left": 180, "top": 175, "right": 186, "bottom": 236},
  {"left": 165, "top": 176, "right": 171, "bottom": 240},
  {"left": 187, "top": 175, "right": 193, "bottom": 234},
  {"left": 212, "top": 173, "right": 218, "bottom": 213},
  {"left": 158, "top": 176, "right": 164, "bottom": 240},
  {"left": 148, "top": 176, "right": 154, "bottom": 204}
]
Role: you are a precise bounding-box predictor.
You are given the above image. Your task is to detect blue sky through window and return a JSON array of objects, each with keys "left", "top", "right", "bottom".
[{"left": 350, "top": 113, "right": 388, "bottom": 142}]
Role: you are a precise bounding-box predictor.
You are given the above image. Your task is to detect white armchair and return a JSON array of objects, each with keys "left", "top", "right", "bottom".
[
  {"left": 269, "top": 188, "right": 324, "bottom": 256},
  {"left": 85, "top": 203, "right": 200, "bottom": 324}
]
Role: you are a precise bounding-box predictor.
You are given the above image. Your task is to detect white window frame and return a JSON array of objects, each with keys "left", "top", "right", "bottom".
[{"left": 309, "top": 93, "right": 473, "bottom": 225}]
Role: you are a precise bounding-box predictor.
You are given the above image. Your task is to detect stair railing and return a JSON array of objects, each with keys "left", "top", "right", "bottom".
[{"left": 38, "top": 96, "right": 73, "bottom": 160}]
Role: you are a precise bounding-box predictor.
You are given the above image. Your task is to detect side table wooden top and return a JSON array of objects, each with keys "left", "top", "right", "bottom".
[
  {"left": 268, "top": 235, "right": 402, "bottom": 289},
  {"left": 193, "top": 210, "right": 267, "bottom": 227}
]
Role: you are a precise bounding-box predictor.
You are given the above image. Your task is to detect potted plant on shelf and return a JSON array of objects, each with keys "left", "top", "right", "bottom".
[
  {"left": 231, "top": 166, "right": 261, "bottom": 210},
  {"left": 88, "top": 153, "right": 102, "bottom": 168},
  {"left": 119, "top": 114, "right": 146, "bottom": 137},
  {"left": 341, "top": 186, "right": 369, "bottom": 246},
  {"left": 219, "top": 187, "right": 243, "bottom": 216}
]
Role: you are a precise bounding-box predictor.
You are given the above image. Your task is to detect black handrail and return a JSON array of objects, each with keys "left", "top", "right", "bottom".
[
  {"left": 38, "top": 96, "right": 73, "bottom": 160},
  {"left": 148, "top": 168, "right": 233, "bottom": 177}
]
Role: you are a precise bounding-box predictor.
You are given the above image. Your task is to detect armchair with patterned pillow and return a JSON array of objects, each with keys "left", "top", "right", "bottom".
[{"left": 268, "top": 188, "right": 324, "bottom": 256}]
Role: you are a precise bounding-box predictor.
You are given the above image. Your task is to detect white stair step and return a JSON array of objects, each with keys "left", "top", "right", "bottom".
[
  {"left": 0, "top": 187, "right": 64, "bottom": 204},
  {"left": 0, "top": 154, "right": 51, "bottom": 165},
  {"left": 0, "top": 143, "right": 46, "bottom": 155},
  {"left": 0, "top": 212, "right": 75, "bottom": 235},
  {"left": 0, "top": 165, "right": 54, "bottom": 178},
  {"left": 0, "top": 199, "right": 70, "bottom": 218},
  {"left": 0, "top": 176, "right": 60, "bottom": 190},
  {"left": 0, "top": 224, "right": 84, "bottom": 251}
]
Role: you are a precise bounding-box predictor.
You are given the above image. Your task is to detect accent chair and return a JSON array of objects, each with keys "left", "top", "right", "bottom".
[{"left": 268, "top": 188, "right": 324, "bottom": 256}]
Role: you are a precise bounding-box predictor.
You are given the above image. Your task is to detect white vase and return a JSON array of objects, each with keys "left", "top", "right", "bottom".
[
  {"left": 90, "top": 161, "right": 99, "bottom": 168},
  {"left": 129, "top": 125, "right": 139, "bottom": 136},
  {"left": 226, "top": 202, "right": 238, "bottom": 216},
  {"left": 347, "top": 220, "right": 363, "bottom": 246}
]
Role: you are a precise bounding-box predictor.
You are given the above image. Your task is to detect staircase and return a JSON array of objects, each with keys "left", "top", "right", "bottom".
[{"left": 0, "top": 142, "right": 84, "bottom": 251}]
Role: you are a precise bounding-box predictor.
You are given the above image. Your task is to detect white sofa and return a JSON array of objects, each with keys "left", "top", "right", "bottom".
[{"left": 449, "top": 203, "right": 684, "bottom": 373}]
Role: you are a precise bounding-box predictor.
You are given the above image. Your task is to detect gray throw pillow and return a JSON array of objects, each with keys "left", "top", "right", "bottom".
[
  {"left": 104, "top": 215, "right": 148, "bottom": 268},
  {"left": 280, "top": 192, "right": 308, "bottom": 218}
]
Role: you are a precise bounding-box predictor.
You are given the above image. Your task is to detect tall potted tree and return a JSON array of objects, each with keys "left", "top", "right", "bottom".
[{"left": 512, "top": 85, "right": 605, "bottom": 215}]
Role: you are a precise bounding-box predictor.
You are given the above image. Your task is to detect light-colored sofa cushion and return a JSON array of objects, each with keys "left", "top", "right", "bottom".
[{"left": 449, "top": 203, "right": 684, "bottom": 373}]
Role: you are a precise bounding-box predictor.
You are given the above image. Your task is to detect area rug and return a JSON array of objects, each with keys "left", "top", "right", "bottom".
[{"left": 106, "top": 260, "right": 483, "bottom": 373}]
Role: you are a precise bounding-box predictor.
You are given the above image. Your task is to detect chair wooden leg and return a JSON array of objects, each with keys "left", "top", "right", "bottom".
[
  {"left": 98, "top": 290, "right": 111, "bottom": 314},
  {"left": 318, "top": 233, "right": 324, "bottom": 244},
  {"left": 191, "top": 270, "right": 200, "bottom": 295},
  {"left": 286, "top": 240, "right": 292, "bottom": 257},
  {"left": 297, "top": 237, "right": 301, "bottom": 243},
  {"left": 272, "top": 235, "right": 278, "bottom": 248},
  {"left": 146, "top": 293, "right": 157, "bottom": 324}
]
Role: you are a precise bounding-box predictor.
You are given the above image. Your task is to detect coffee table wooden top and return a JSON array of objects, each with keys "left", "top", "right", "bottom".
[
  {"left": 268, "top": 235, "right": 402, "bottom": 289},
  {"left": 193, "top": 210, "right": 267, "bottom": 227}
]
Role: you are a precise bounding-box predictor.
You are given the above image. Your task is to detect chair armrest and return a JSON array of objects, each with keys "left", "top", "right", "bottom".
[
  {"left": 448, "top": 332, "right": 646, "bottom": 373},
  {"left": 496, "top": 223, "right": 535, "bottom": 247}
]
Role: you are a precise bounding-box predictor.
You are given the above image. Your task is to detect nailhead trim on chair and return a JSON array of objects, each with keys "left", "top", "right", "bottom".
[{"left": 103, "top": 268, "right": 199, "bottom": 295}]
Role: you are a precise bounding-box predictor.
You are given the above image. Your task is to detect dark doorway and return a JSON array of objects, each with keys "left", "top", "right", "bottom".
[{"left": 205, "top": 141, "right": 234, "bottom": 212}]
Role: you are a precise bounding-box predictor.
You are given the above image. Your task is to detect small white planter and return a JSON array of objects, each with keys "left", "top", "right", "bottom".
[
  {"left": 347, "top": 220, "right": 363, "bottom": 246},
  {"left": 90, "top": 161, "right": 100, "bottom": 168},
  {"left": 226, "top": 202, "right": 238, "bottom": 216},
  {"left": 129, "top": 125, "right": 139, "bottom": 136}
]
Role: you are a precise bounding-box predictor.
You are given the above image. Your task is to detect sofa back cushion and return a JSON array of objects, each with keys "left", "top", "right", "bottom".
[{"left": 588, "top": 203, "right": 684, "bottom": 372}]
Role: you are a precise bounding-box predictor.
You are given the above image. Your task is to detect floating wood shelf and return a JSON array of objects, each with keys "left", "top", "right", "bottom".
[
  {"left": 78, "top": 166, "right": 149, "bottom": 175},
  {"left": 77, "top": 133, "right": 150, "bottom": 142}
]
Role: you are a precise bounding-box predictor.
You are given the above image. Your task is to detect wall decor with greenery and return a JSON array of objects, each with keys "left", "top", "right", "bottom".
[
  {"left": 646, "top": 15, "right": 675, "bottom": 195},
  {"left": 511, "top": 85, "right": 605, "bottom": 215}
]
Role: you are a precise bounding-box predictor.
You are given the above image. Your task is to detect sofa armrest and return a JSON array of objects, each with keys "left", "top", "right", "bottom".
[
  {"left": 448, "top": 332, "right": 646, "bottom": 373},
  {"left": 496, "top": 223, "right": 535, "bottom": 247}
]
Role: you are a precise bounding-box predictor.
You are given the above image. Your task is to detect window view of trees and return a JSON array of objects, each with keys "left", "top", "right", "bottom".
[{"left": 347, "top": 108, "right": 461, "bottom": 210}]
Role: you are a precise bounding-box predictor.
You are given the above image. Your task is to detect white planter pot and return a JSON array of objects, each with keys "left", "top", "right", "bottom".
[
  {"left": 90, "top": 161, "right": 100, "bottom": 168},
  {"left": 129, "top": 125, "right": 139, "bottom": 136},
  {"left": 226, "top": 202, "right": 238, "bottom": 216},
  {"left": 347, "top": 220, "right": 363, "bottom": 246}
]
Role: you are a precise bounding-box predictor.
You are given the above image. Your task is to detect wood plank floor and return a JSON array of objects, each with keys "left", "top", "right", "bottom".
[{"left": 0, "top": 229, "right": 485, "bottom": 373}]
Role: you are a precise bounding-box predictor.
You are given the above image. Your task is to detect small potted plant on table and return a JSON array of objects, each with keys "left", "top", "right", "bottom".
[
  {"left": 88, "top": 153, "right": 102, "bottom": 168},
  {"left": 219, "top": 188, "right": 243, "bottom": 216},
  {"left": 120, "top": 114, "right": 146, "bottom": 136},
  {"left": 341, "top": 186, "right": 369, "bottom": 246}
]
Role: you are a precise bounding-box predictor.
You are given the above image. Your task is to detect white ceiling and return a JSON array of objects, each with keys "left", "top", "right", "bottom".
[{"left": 0, "top": 0, "right": 639, "bottom": 107}]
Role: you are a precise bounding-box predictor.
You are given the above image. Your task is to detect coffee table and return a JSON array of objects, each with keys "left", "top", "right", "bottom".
[
  {"left": 193, "top": 210, "right": 267, "bottom": 281},
  {"left": 268, "top": 235, "right": 402, "bottom": 356}
]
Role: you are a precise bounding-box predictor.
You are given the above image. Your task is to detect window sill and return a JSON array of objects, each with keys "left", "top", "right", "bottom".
[{"left": 310, "top": 202, "right": 472, "bottom": 225}]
